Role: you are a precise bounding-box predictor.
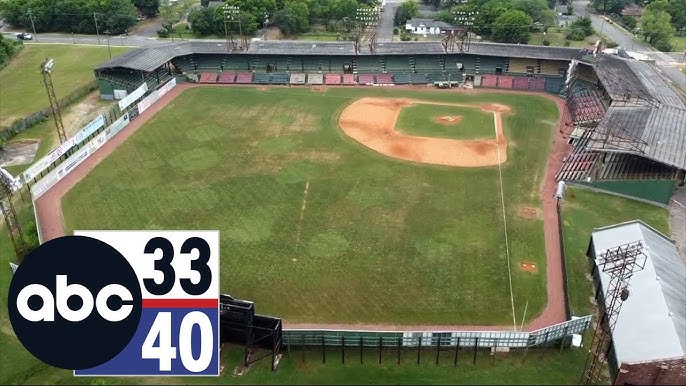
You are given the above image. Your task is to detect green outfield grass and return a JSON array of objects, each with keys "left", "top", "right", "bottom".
[
  {"left": 61, "top": 86, "right": 558, "bottom": 327},
  {"left": 395, "top": 104, "right": 495, "bottom": 140},
  {"left": 0, "top": 44, "right": 129, "bottom": 127}
]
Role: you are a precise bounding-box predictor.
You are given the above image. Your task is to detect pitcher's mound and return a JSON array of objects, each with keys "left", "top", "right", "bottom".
[
  {"left": 479, "top": 104, "right": 511, "bottom": 113},
  {"left": 434, "top": 115, "right": 463, "bottom": 125},
  {"left": 520, "top": 262, "right": 538, "bottom": 273}
]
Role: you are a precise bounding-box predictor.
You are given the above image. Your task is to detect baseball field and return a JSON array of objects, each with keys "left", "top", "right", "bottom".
[{"left": 55, "top": 85, "right": 561, "bottom": 328}]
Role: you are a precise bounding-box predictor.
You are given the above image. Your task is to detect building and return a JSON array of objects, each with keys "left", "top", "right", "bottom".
[
  {"left": 587, "top": 220, "right": 686, "bottom": 385},
  {"left": 405, "top": 18, "right": 454, "bottom": 35},
  {"left": 621, "top": 4, "right": 644, "bottom": 17}
]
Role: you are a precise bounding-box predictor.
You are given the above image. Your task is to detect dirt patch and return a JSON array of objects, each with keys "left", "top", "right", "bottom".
[
  {"left": 0, "top": 139, "right": 40, "bottom": 167},
  {"left": 519, "top": 207, "right": 537, "bottom": 219},
  {"left": 338, "top": 97, "right": 508, "bottom": 167},
  {"left": 258, "top": 87, "right": 270, "bottom": 91},
  {"left": 434, "top": 115, "right": 463, "bottom": 125},
  {"left": 312, "top": 86, "right": 326, "bottom": 92},
  {"left": 479, "top": 104, "right": 511, "bottom": 113},
  {"left": 520, "top": 262, "right": 538, "bottom": 273}
]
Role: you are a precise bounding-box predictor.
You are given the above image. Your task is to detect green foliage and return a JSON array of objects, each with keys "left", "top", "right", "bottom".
[
  {"left": 156, "top": 27, "right": 170, "bottom": 38},
  {"left": 590, "top": 0, "right": 628, "bottom": 14},
  {"left": 620, "top": 14, "right": 637, "bottom": 30},
  {"left": 492, "top": 9, "right": 532, "bottom": 43},
  {"left": 0, "top": 34, "right": 22, "bottom": 71},
  {"left": 641, "top": 3, "right": 676, "bottom": 47},
  {"left": 394, "top": 0, "right": 420, "bottom": 26},
  {"left": 274, "top": 0, "right": 310, "bottom": 36},
  {"left": 566, "top": 16, "right": 594, "bottom": 40},
  {"left": 133, "top": 0, "right": 160, "bottom": 17},
  {"left": 542, "top": 38, "right": 550, "bottom": 45},
  {"left": 604, "top": 38, "right": 619, "bottom": 48},
  {"left": 0, "top": 0, "right": 138, "bottom": 34},
  {"left": 567, "top": 3, "right": 573, "bottom": 15},
  {"left": 471, "top": 0, "right": 514, "bottom": 35},
  {"left": 666, "top": 0, "right": 686, "bottom": 31}
]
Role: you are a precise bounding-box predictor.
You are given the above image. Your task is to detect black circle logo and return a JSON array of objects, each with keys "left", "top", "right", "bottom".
[{"left": 8, "top": 235, "right": 142, "bottom": 370}]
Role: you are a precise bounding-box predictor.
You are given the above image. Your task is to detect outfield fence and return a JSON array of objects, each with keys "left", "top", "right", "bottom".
[{"left": 25, "top": 78, "right": 177, "bottom": 243}]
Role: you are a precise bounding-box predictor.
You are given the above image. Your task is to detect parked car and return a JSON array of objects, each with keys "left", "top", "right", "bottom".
[{"left": 16, "top": 32, "right": 33, "bottom": 40}]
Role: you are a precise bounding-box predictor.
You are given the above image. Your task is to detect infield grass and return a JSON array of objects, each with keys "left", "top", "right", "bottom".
[
  {"left": 395, "top": 104, "right": 495, "bottom": 140},
  {"left": 0, "top": 44, "right": 130, "bottom": 127}
]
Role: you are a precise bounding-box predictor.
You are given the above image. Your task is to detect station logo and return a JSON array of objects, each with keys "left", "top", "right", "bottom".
[{"left": 7, "top": 231, "right": 220, "bottom": 376}]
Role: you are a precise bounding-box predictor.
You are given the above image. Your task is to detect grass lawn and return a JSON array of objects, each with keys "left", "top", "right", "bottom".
[
  {"left": 560, "top": 187, "right": 669, "bottom": 316},
  {"left": 395, "top": 104, "right": 495, "bottom": 140},
  {"left": 295, "top": 32, "right": 341, "bottom": 41},
  {"left": 670, "top": 35, "right": 686, "bottom": 52},
  {"left": 61, "top": 86, "right": 559, "bottom": 327},
  {"left": 0, "top": 44, "right": 129, "bottom": 127}
]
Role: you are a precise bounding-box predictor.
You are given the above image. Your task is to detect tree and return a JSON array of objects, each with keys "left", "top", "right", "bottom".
[
  {"left": 188, "top": 6, "right": 219, "bottom": 35},
  {"left": 274, "top": 0, "right": 310, "bottom": 35},
  {"left": 472, "top": 0, "right": 514, "bottom": 35},
  {"left": 590, "top": 0, "right": 629, "bottom": 15},
  {"left": 512, "top": 0, "right": 548, "bottom": 23},
  {"left": 666, "top": 0, "right": 686, "bottom": 32},
  {"left": 567, "top": 16, "right": 594, "bottom": 39},
  {"left": 133, "top": 0, "right": 160, "bottom": 17},
  {"left": 491, "top": 9, "right": 532, "bottom": 43},
  {"left": 620, "top": 15, "right": 637, "bottom": 30},
  {"left": 0, "top": 34, "right": 22, "bottom": 70},
  {"left": 394, "top": 0, "right": 419, "bottom": 26},
  {"left": 641, "top": 6, "right": 676, "bottom": 49}
]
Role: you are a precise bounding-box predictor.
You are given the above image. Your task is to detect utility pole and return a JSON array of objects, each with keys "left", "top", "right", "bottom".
[
  {"left": 93, "top": 12, "right": 101, "bottom": 45},
  {"left": 106, "top": 32, "right": 112, "bottom": 58},
  {"left": 27, "top": 9, "right": 38, "bottom": 42},
  {"left": 40, "top": 58, "right": 67, "bottom": 144}
]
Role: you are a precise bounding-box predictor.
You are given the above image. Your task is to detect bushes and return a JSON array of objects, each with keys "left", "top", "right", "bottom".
[
  {"left": 542, "top": 39, "right": 550, "bottom": 46},
  {"left": 652, "top": 39, "right": 673, "bottom": 51},
  {"left": 620, "top": 15, "right": 637, "bottom": 30}
]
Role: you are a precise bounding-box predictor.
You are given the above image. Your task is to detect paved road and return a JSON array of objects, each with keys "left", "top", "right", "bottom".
[
  {"left": 572, "top": 0, "right": 685, "bottom": 88},
  {"left": 376, "top": 1, "right": 399, "bottom": 42}
]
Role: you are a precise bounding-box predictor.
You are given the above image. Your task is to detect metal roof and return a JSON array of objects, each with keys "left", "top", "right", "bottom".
[
  {"left": 95, "top": 41, "right": 229, "bottom": 72},
  {"left": 468, "top": 42, "right": 583, "bottom": 61},
  {"left": 588, "top": 220, "right": 686, "bottom": 364},
  {"left": 583, "top": 54, "right": 686, "bottom": 170},
  {"left": 247, "top": 41, "right": 357, "bottom": 56}
]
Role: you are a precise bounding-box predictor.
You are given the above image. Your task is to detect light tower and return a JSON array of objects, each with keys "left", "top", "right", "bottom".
[
  {"left": 40, "top": 58, "right": 67, "bottom": 144},
  {"left": 579, "top": 241, "right": 647, "bottom": 385},
  {"left": 223, "top": 5, "right": 246, "bottom": 52},
  {"left": 443, "top": 11, "right": 477, "bottom": 53},
  {"left": 0, "top": 168, "right": 29, "bottom": 260},
  {"left": 354, "top": 7, "right": 378, "bottom": 54}
]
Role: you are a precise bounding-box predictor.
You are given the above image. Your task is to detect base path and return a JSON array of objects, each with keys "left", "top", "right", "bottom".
[
  {"left": 338, "top": 97, "right": 508, "bottom": 167},
  {"left": 33, "top": 84, "right": 571, "bottom": 332}
]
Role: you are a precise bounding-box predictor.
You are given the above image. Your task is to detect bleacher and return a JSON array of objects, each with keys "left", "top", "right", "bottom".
[
  {"left": 555, "top": 147, "right": 600, "bottom": 181},
  {"left": 253, "top": 73, "right": 272, "bottom": 84},
  {"left": 224, "top": 55, "right": 251, "bottom": 71},
  {"left": 481, "top": 74, "right": 498, "bottom": 88},
  {"left": 376, "top": 74, "right": 393, "bottom": 84},
  {"left": 342, "top": 74, "right": 357, "bottom": 85},
  {"left": 497, "top": 75, "right": 513, "bottom": 88},
  {"left": 358, "top": 74, "right": 375, "bottom": 84},
  {"left": 529, "top": 77, "right": 546, "bottom": 91},
  {"left": 271, "top": 73, "right": 289, "bottom": 85},
  {"left": 171, "top": 55, "right": 195, "bottom": 73},
  {"left": 218, "top": 72, "right": 236, "bottom": 84},
  {"left": 446, "top": 55, "right": 476, "bottom": 74},
  {"left": 597, "top": 153, "right": 678, "bottom": 180},
  {"left": 512, "top": 76, "right": 529, "bottom": 90},
  {"left": 568, "top": 89, "right": 605, "bottom": 125},
  {"left": 426, "top": 72, "right": 445, "bottom": 83},
  {"left": 355, "top": 57, "right": 382, "bottom": 73},
  {"left": 392, "top": 73, "right": 410, "bottom": 84},
  {"left": 577, "top": 64, "right": 598, "bottom": 84},
  {"left": 326, "top": 57, "right": 347, "bottom": 73},
  {"left": 385, "top": 56, "right": 411, "bottom": 73},
  {"left": 477, "top": 56, "right": 506, "bottom": 74},
  {"left": 410, "top": 73, "right": 429, "bottom": 84},
  {"left": 99, "top": 71, "right": 145, "bottom": 92},
  {"left": 413, "top": 55, "right": 442, "bottom": 73},
  {"left": 235, "top": 72, "right": 254, "bottom": 84},
  {"left": 298, "top": 56, "right": 323, "bottom": 72},
  {"left": 540, "top": 60, "right": 568, "bottom": 76},
  {"left": 199, "top": 72, "right": 218, "bottom": 84},
  {"left": 324, "top": 74, "right": 342, "bottom": 85},
  {"left": 195, "top": 54, "right": 223, "bottom": 71},
  {"left": 306, "top": 73, "right": 324, "bottom": 85},
  {"left": 290, "top": 73, "right": 306, "bottom": 85},
  {"left": 544, "top": 76, "right": 565, "bottom": 94},
  {"left": 508, "top": 58, "right": 536, "bottom": 74}
]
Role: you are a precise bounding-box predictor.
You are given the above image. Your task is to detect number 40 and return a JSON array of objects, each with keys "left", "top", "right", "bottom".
[{"left": 142, "top": 311, "right": 214, "bottom": 372}]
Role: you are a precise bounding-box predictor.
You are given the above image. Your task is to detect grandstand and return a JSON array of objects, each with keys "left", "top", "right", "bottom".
[{"left": 92, "top": 41, "right": 684, "bottom": 205}]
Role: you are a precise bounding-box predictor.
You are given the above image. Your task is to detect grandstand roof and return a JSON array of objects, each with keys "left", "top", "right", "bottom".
[
  {"left": 248, "top": 41, "right": 357, "bottom": 55},
  {"left": 95, "top": 41, "right": 229, "bottom": 72},
  {"left": 588, "top": 220, "right": 685, "bottom": 365},
  {"left": 468, "top": 43, "right": 582, "bottom": 61},
  {"left": 583, "top": 54, "right": 686, "bottom": 170}
]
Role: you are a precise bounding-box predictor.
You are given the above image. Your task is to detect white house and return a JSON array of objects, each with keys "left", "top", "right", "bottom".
[{"left": 405, "top": 18, "right": 454, "bottom": 35}]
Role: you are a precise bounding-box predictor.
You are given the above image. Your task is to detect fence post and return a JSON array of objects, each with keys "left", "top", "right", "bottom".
[
  {"left": 560, "top": 325, "right": 570, "bottom": 353},
  {"left": 473, "top": 337, "right": 478, "bottom": 365},
  {"left": 287, "top": 331, "right": 291, "bottom": 357},
  {"left": 322, "top": 335, "right": 326, "bottom": 364},
  {"left": 436, "top": 335, "right": 441, "bottom": 365},
  {"left": 541, "top": 331, "right": 549, "bottom": 359},
  {"left": 378, "top": 336, "right": 382, "bottom": 365},
  {"left": 302, "top": 335, "right": 305, "bottom": 363},
  {"left": 342, "top": 336, "right": 345, "bottom": 364},
  {"left": 397, "top": 336, "right": 401, "bottom": 365},
  {"left": 417, "top": 336, "right": 422, "bottom": 365},
  {"left": 454, "top": 337, "right": 460, "bottom": 367},
  {"left": 360, "top": 337, "right": 363, "bottom": 364}
]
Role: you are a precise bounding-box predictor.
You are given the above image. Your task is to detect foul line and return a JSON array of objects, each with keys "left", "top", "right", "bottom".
[
  {"left": 493, "top": 112, "right": 517, "bottom": 331},
  {"left": 295, "top": 178, "right": 311, "bottom": 244}
]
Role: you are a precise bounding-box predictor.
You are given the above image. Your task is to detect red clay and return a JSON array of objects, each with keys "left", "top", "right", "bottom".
[{"left": 34, "top": 84, "right": 572, "bottom": 332}]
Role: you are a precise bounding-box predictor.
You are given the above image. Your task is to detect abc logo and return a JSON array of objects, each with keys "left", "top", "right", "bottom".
[{"left": 8, "top": 236, "right": 142, "bottom": 370}]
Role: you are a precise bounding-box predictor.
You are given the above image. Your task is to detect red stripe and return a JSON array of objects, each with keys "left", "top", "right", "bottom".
[{"left": 142, "top": 298, "right": 218, "bottom": 308}]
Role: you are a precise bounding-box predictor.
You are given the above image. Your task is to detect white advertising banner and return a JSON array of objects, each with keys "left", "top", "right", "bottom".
[{"left": 118, "top": 82, "right": 148, "bottom": 111}]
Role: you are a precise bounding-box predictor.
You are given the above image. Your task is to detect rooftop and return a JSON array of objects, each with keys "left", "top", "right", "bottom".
[
  {"left": 406, "top": 18, "right": 454, "bottom": 29},
  {"left": 588, "top": 220, "right": 686, "bottom": 364}
]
